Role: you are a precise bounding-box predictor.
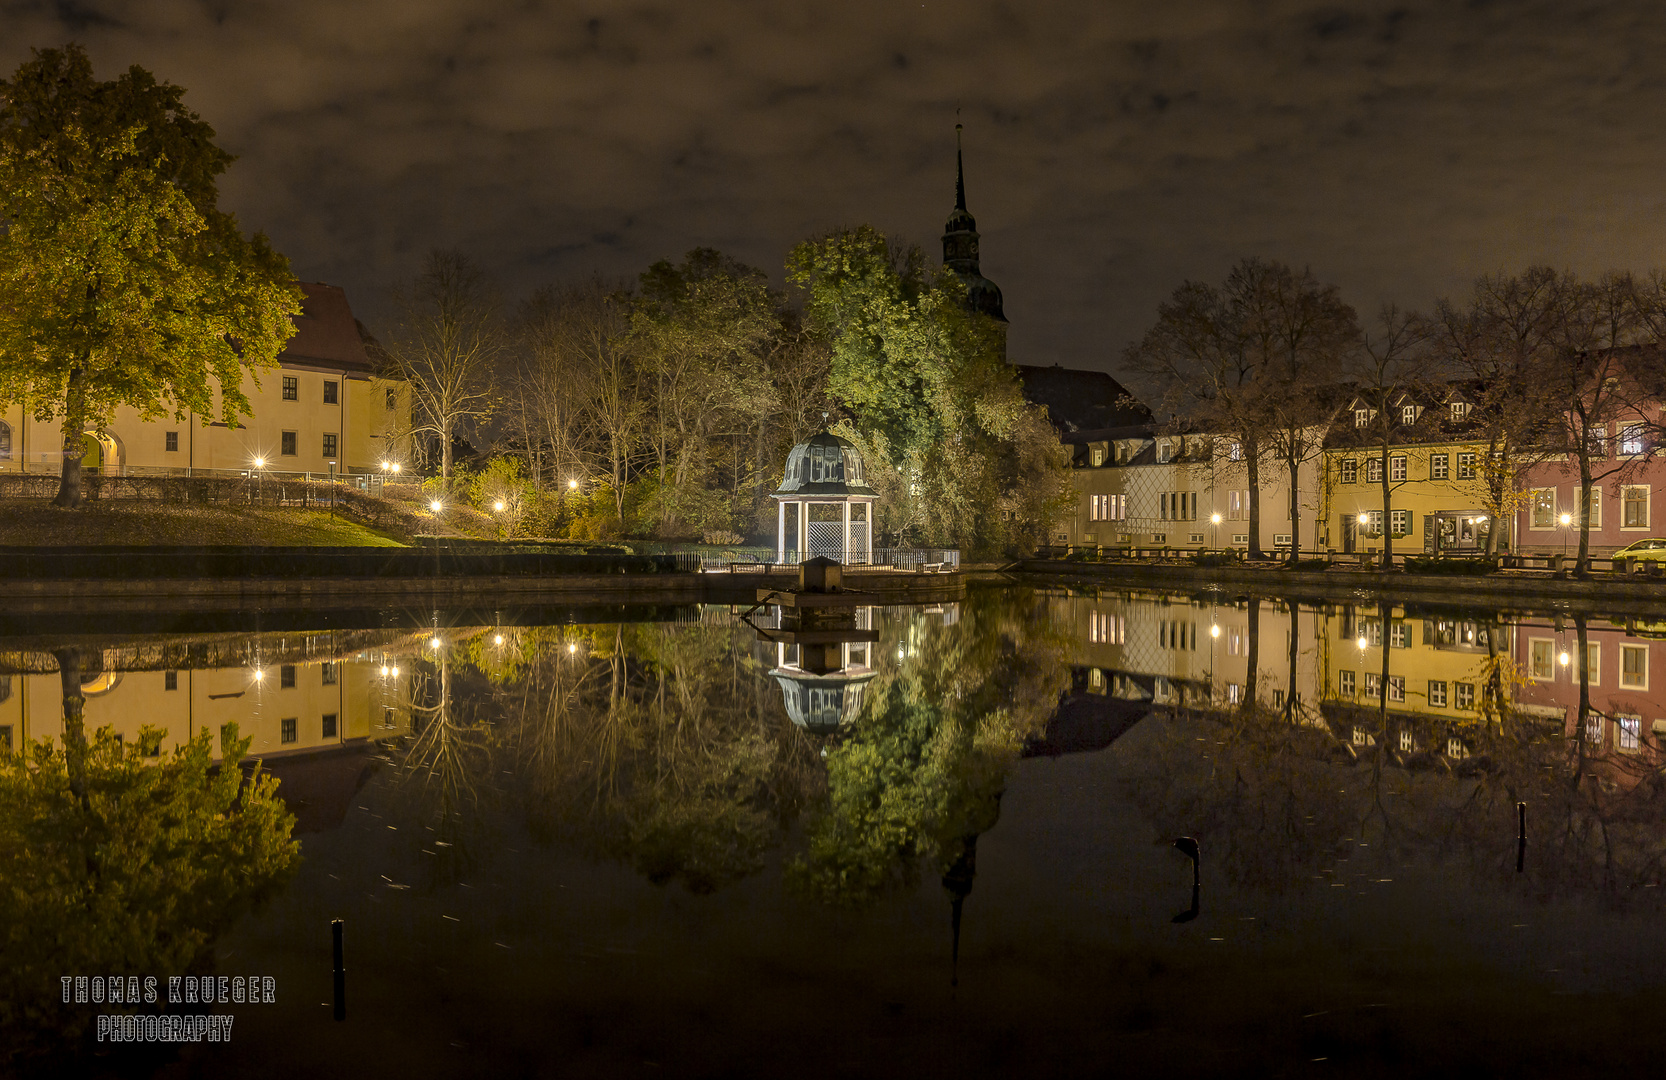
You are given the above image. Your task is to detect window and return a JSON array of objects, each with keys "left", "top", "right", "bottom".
[
  {"left": 1585, "top": 424, "right": 1607, "bottom": 457},
  {"left": 383, "top": 707, "right": 396, "bottom": 728},
  {"left": 1583, "top": 643, "right": 1599, "bottom": 685},
  {"left": 1585, "top": 712, "right": 1604, "bottom": 750},
  {"left": 1391, "top": 510, "right": 1410, "bottom": 537},
  {"left": 1228, "top": 441, "right": 1242, "bottom": 462},
  {"left": 1457, "top": 453, "right": 1476, "bottom": 479},
  {"left": 1619, "top": 715, "right": 1641, "bottom": 751},
  {"left": 1355, "top": 408, "right": 1371, "bottom": 428},
  {"left": 1450, "top": 401, "right": 1470, "bottom": 422},
  {"left": 1088, "top": 611, "right": 1124, "bottom": 644},
  {"left": 1339, "top": 670, "right": 1356, "bottom": 696},
  {"left": 1228, "top": 684, "right": 1241, "bottom": 704},
  {"left": 1529, "top": 639, "right": 1556, "bottom": 680},
  {"left": 1366, "top": 458, "right": 1383, "bottom": 483},
  {"left": 1581, "top": 488, "right": 1600, "bottom": 529},
  {"left": 386, "top": 388, "right": 397, "bottom": 411},
  {"left": 1362, "top": 511, "right": 1383, "bottom": 538},
  {"left": 282, "top": 376, "right": 298, "bottom": 401},
  {"left": 164, "top": 671, "right": 178, "bottom": 691},
  {"left": 322, "top": 713, "right": 338, "bottom": 739},
  {"left": 280, "top": 717, "right": 297, "bottom": 744},
  {"left": 1446, "top": 738, "right": 1465, "bottom": 759},
  {"left": 0, "top": 420, "right": 9, "bottom": 460},
  {"left": 1428, "top": 680, "right": 1448, "bottom": 707},
  {"left": 1232, "top": 533, "right": 1248, "bottom": 544},
  {"left": 1156, "top": 441, "right": 1172, "bottom": 464},
  {"left": 1340, "top": 459, "right": 1357, "bottom": 484},
  {"left": 0, "top": 725, "right": 10, "bottom": 750},
  {"left": 1387, "top": 676, "right": 1405, "bottom": 703},
  {"left": 1089, "top": 494, "right": 1126, "bottom": 522},
  {"left": 1364, "top": 672, "right": 1382, "bottom": 698},
  {"left": 1362, "top": 619, "right": 1384, "bottom": 646},
  {"left": 322, "top": 433, "right": 338, "bottom": 459},
  {"left": 1455, "top": 682, "right": 1475, "bottom": 710},
  {"left": 321, "top": 662, "right": 338, "bottom": 686},
  {"left": 1353, "top": 727, "right": 1368, "bottom": 745},
  {"left": 1531, "top": 489, "right": 1556, "bottom": 529},
  {"left": 1274, "top": 533, "right": 1292, "bottom": 547},
  {"left": 281, "top": 431, "right": 297, "bottom": 456},
  {"left": 1620, "top": 424, "right": 1645, "bottom": 455},
  {"left": 165, "top": 431, "right": 179, "bottom": 452},
  {"left": 280, "top": 664, "right": 296, "bottom": 689},
  {"left": 1621, "top": 644, "right": 1648, "bottom": 689},
  {"left": 1399, "top": 729, "right": 1415, "bottom": 752},
  {"left": 1273, "top": 689, "right": 1285, "bottom": 708},
  {"left": 1228, "top": 490, "right": 1245, "bottom": 519},
  {"left": 324, "top": 380, "right": 338, "bottom": 404},
  {"left": 1624, "top": 486, "right": 1650, "bottom": 528},
  {"left": 1430, "top": 453, "right": 1449, "bottom": 480},
  {"left": 1389, "top": 455, "right": 1406, "bottom": 482},
  {"left": 1389, "top": 621, "right": 1409, "bottom": 649}
]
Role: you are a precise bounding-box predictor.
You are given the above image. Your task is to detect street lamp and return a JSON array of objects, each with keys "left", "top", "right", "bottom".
[
  {"left": 494, "top": 500, "right": 506, "bottom": 513},
  {"left": 1560, "top": 511, "right": 1573, "bottom": 562},
  {"left": 1210, "top": 512, "right": 1222, "bottom": 552},
  {"left": 567, "top": 478, "right": 579, "bottom": 491},
  {"left": 430, "top": 499, "right": 443, "bottom": 514}
]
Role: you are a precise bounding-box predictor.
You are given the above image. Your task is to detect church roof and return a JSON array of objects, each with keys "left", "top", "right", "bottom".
[
  {"left": 942, "top": 124, "right": 1006, "bottom": 323},
  {"left": 1015, "top": 365, "right": 1153, "bottom": 433}
]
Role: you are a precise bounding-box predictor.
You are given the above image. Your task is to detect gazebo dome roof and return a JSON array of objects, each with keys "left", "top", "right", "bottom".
[
  {"left": 774, "top": 430, "right": 878, "bottom": 497},
  {"left": 770, "top": 670, "right": 877, "bottom": 734}
]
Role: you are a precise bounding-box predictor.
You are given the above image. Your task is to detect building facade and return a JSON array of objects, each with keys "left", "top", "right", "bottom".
[{"left": 0, "top": 283, "right": 410, "bottom": 479}]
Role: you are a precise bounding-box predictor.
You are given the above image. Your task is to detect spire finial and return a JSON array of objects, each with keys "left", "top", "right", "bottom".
[{"left": 954, "top": 123, "right": 966, "bottom": 211}]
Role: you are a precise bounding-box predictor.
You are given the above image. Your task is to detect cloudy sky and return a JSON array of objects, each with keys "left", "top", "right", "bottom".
[{"left": 6, "top": 0, "right": 1666, "bottom": 376}]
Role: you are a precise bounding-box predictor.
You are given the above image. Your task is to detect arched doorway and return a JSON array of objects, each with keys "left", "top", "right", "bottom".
[{"left": 79, "top": 431, "right": 122, "bottom": 475}]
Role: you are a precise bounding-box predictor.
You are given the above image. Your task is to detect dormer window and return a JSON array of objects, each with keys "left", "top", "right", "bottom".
[
  {"left": 1090, "top": 446, "right": 1105, "bottom": 467},
  {"left": 1355, "top": 408, "right": 1372, "bottom": 428},
  {"left": 1450, "top": 401, "right": 1470, "bottom": 422},
  {"left": 1401, "top": 404, "right": 1419, "bottom": 424},
  {"left": 1157, "top": 441, "right": 1172, "bottom": 464}
]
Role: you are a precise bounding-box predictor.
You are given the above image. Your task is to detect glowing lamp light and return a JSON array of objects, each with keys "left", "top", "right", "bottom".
[
  {"left": 430, "top": 636, "right": 442, "bottom": 649},
  {"left": 567, "top": 643, "right": 578, "bottom": 655},
  {"left": 430, "top": 500, "right": 443, "bottom": 513},
  {"left": 1560, "top": 513, "right": 1573, "bottom": 526},
  {"left": 390, "top": 665, "right": 400, "bottom": 678},
  {"left": 391, "top": 463, "right": 402, "bottom": 474},
  {"left": 252, "top": 668, "right": 264, "bottom": 682},
  {"left": 567, "top": 479, "right": 579, "bottom": 490},
  {"left": 1559, "top": 651, "right": 1570, "bottom": 666},
  {"left": 1211, "top": 513, "right": 1222, "bottom": 525},
  {"left": 380, "top": 665, "right": 390, "bottom": 677},
  {"left": 494, "top": 500, "right": 506, "bottom": 513},
  {"left": 494, "top": 634, "right": 504, "bottom": 646},
  {"left": 1356, "top": 636, "right": 1368, "bottom": 650},
  {"left": 381, "top": 460, "right": 392, "bottom": 471},
  {"left": 253, "top": 457, "right": 265, "bottom": 469},
  {"left": 1210, "top": 624, "right": 1221, "bottom": 638}
]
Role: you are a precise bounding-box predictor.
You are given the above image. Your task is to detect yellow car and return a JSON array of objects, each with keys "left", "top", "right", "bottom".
[{"left": 1614, "top": 538, "right": 1666, "bottom": 563}]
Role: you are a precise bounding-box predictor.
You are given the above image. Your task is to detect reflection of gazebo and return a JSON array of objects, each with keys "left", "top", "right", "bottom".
[
  {"left": 769, "top": 639, "right": 877, "bottom": 734},
  {"left": 773, "top": 430, "right": 879, "bottom": 564}
]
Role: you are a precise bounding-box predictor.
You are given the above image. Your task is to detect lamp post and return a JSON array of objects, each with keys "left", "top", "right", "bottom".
[
  {"left": 1560, "top": 511, "right": 1573, "bottom": 563},
  {"left": 1210, "top": 512, "right": 1222, "bottom": 553},
  {"left": 253, "top": 456, "right": 266, "bottom": 503}
]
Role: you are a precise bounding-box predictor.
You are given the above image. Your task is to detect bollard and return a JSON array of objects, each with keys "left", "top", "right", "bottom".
[{"left": 332, "top": 919, "right": 346, "bottom": 1021}]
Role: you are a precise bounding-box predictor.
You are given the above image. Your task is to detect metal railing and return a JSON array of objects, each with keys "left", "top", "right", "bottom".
[
  {"left": 1, "top": 460, "right": 386, "bottom": 493},
  {"left": 709, "top": 547, "right": 960, "bottom": 571}
]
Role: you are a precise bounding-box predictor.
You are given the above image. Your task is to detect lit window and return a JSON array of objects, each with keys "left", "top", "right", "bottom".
[
  {"left": 1353, "top": 727, "right": 1367, "bottom": 745},
  {"left": 1619, "top": 715, "right": 1641, "bottom": 751},
  {"left": 1388, "top": 676, "right": 1405, "bottom": 702},
  {"left": 1583, "top": 643, "right": 1599, "bottom": 685},
  {"left": 1401, "top": 405, "right": 1417, "bottom": 424},
  {"left": 1530, "top": 639, "right": 1555, "bottom": 680},
  {"left": 1620, "top": 424, "right": 1645, "bottom": 455},
  {"left": 1531, "top": 489, "right": 1556, "bottom": 529},
  {"left": 1446, "top": 737, "right": 1464, "bottom": 758},
  {"left": 1450, "top": 401, "right": 1470, "bottom": 422},
  {"left": 1621, "top": 645, "right": 1648, "bottom": 689},
  {"left": 1399, "top": 729, "right": 1414, "bottom": 751},
  {"left": 1585, "top": 712, "right": 1604, "bottom": 749},
  {"left": 282, "top": 376, "right": 298, "bottom": 401},
  {"left": 1366, "top": 458, "right": 1383, "bottom": 483},
  {"left": 1355, "top": 408, "right": 1371, "bottom": 428},
  {"left": 1389, "top": 456, "right": 1406, "bottom": 482},
  {"left": 1586, "top": 425, "right": 1607, "bottom": 456}
]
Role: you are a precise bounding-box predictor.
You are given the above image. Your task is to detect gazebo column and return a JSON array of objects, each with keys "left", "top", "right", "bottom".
[
  {"left": 842, "top": 499, "right": 851, "bottom": 563},
  {"left": 777, "top": 499, "right": 787, "bottom": 562},
  {"left": 799, "top": 500, "right": 809, "bottom": 563}
]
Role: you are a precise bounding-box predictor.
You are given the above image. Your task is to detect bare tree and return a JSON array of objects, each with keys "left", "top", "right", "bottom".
[
  {"left": 1344, "top": 305, "right": 1435, "bottom": 569},
  {"left": 385, "top": 251, "right": 505, "bottom": 487}
]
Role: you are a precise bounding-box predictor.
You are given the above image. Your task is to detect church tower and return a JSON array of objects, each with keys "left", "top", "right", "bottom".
[{"left": 942, "top": 124, "right": 1006, "bottom": 323}]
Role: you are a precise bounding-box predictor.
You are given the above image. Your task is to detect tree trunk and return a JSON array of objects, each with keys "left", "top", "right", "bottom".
[
  {"left": 1380, "top": 438, "right": 1393, "bottom": 570},
  {"left": 441, "top": 418, "right": 454, "bottom": 488},
  {"left": 1246, "top": 436, "right": 1263, "bottom": 560},
  {"left": 53, "top": 366, "right": 89, "bottom": 508},
  {"left": 1285, "top": 601, "right": 1299, "bottom": 721},
  {"left": 1286, "top": 446, "right": 1301, "bottom": 568},
  {"left": 1576, "top": 451, "right": 1593, "bottom": 578},
  {"left": 1573, "top": 615, "right": 1591, "bottom": 785},
  {"left": 1243, "top": 597, "right": 1260, "bottom": 713},
  {"left": 54, "top": 647, "right": 90, "bottom": 802},
  {"left": 1484, "top": 435, "right": 1506, "bottom": 557}
]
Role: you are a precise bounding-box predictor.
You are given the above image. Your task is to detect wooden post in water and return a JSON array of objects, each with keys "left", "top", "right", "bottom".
[
  {"left": 1516, "top": 802, "right": 1527, "bottom": 874},
  {"left": 332, "top": 919, "right": 346, "bottom": 1021}
]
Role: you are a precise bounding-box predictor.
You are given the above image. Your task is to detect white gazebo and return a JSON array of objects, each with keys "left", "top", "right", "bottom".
[{"left": 772, "top": 430, "right": 879, "bottom": 564}]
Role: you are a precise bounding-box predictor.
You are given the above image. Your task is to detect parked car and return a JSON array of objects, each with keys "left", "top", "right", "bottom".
[{"left": 1613, "top": 538, "right": 1666, "bottom": 564}]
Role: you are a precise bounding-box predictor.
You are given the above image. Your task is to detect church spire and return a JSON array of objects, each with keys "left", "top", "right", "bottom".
[
  {"left": 941, "top": 124, "right": 1006, "bottom": 323},
  {"left": 955, "top": 123, "right": 967, "bottom": 212}
]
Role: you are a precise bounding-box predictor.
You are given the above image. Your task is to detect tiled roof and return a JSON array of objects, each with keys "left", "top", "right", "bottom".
[
  {"left": 1016, "top": 365, "right": 1152, "bottom": 433},
  {"left": 281, "top": 283, "right": 376, "bottom": 374}
]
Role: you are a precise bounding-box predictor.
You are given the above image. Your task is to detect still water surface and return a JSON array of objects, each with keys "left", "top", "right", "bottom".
[{"left": 12, "top": 585, "right": 1666, "bottom": 1077}]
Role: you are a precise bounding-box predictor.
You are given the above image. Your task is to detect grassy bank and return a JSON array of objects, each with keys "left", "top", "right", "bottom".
[{"left": 0, "top": 499, "right": 407, "bottom": 547}]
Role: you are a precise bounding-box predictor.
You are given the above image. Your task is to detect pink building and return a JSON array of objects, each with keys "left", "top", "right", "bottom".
[{"left": 1514, "top": 412, "right": 1666, "bottom": 556}]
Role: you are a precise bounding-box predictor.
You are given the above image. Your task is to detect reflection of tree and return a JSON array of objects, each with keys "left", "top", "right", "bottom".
[
  {"left": 391, "top": 651, "right": 497, "bottom": 881},
  {"left": 498, "top": 622, "right": 820, "bottom": 893},
  {"left": 1, "top": 647, "right": 296, "bottom": 1065},
  {"left": 789, "top": 589, "right": 1071, "bottom": 906}
]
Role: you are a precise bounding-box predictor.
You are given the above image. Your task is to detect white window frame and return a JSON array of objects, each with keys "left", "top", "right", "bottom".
[
  {"left": 1581, "top": 487, "right": 1601, "bottom": 529},
  {"left": 1389, "top": 455, "right": 1407, "bottom": 482},
  {"left": 1620, "top": 424, "right": 1645, "bottom": 456},
  {"left": 1529, "top": 638, "right": 1556, "bottom": 681},
  {"left": 1355, "top": 408, "right": 1371, "bottom": 428},
  {"left": 1366, "top": 458, "right": 1383, "bottom": 484},
  {"left": 1620, "top": 644, "right": 1648, "bottom": 690},
  {"left": 1387, "top": 675, "right": 1405, "bottom": 703},
  {"left": 1455, "top": 682, "right": 1475, "bottom": 710},
  {"left": 1622, "top": 485, "right": 1650, "bottom": 530},
  {"left": 1428, "top": 680, "right": 1447, "bottom": 707},
  {"left": 1530, "top": 488, "right": 1556, "bottom": 529},
  {"left": 1430, "top": 453, "right": 1449, "bottom": 480},
  {"left": 1340, "top": 459, "right": 1357, "bottom": 484},
  {"left": 1390, "top": 509, "right": 1410, "bottom": 537},
  {"left": 1339, "top": 670, "right": 1356, "bottom": 696},
  {"left": 1457, "top": 452, "right": 1476, "bottom": 479},
  {"left": 1364, "top": 672, "right": 1382, "bottom": 698},
  {"left": 1583, "top": 642, "right": 1599, "bottom": 686},
  {"left": 1618, "top": 715, "right": 1641, "bottom": 752}
]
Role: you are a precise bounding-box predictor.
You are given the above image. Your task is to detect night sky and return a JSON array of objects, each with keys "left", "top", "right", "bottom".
[{"left": 6, "top": 1, "right": 1666, "bottom": 377}]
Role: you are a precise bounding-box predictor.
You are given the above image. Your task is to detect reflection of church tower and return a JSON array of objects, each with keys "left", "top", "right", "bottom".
[{"left": 942, "top": 124, "right": 1006, "bottom": 324}]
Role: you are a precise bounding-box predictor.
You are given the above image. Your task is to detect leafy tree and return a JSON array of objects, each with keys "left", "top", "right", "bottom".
[
  {"left": 0, "top": 45, "right": 303, "bottom": 507},
  {"left": 0, "top": 651, "right": 297, "bottom": 1064},
  {"left": 788, "top": 226, "right": 1069, "bottom": 555},
  {"left": 385, "top": 250, "right": 505, "bottom": 488}
]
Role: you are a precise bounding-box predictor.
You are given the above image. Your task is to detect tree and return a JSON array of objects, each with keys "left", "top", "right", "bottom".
[
  {"left": 788, "top": 226, "right": 1069, "bottom": 555},
  {"left": 0, "top": 46, "right": 303, "bottom": 508},
  {"left": 385, "top": 250, "right": 505, "bottom": 488},
  {"left": 1343, "top": 305, "right": 1434, "bottom": 568}
]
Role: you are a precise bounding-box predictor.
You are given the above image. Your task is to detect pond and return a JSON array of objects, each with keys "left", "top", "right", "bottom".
[{"left": 8, "top": 584, "right": 1666, "bottom": 1077}]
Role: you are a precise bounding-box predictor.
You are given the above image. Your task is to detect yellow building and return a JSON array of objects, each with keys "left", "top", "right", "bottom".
[
  {"left": 1320, "top": 392, "right": 1497, "bottom": 556},
  {"left": 0, "top": 283, "right": 411, "bottom": 480}
]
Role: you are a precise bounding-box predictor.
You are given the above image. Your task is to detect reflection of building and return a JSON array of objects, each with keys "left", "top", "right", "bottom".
[
  {"left": 0, "top": 283, "right": 409, "bottom": 478},
  {"left": 0, "top": 645, "right": 414, "bottom": 760},
  {"left": 763, "top": 606, "right": 878, "bottom": 734}
]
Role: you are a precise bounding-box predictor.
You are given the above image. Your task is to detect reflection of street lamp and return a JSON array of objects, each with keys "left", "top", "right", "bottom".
[{"left": 567, "top": 479, "right": 580, "bottom": 491}]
